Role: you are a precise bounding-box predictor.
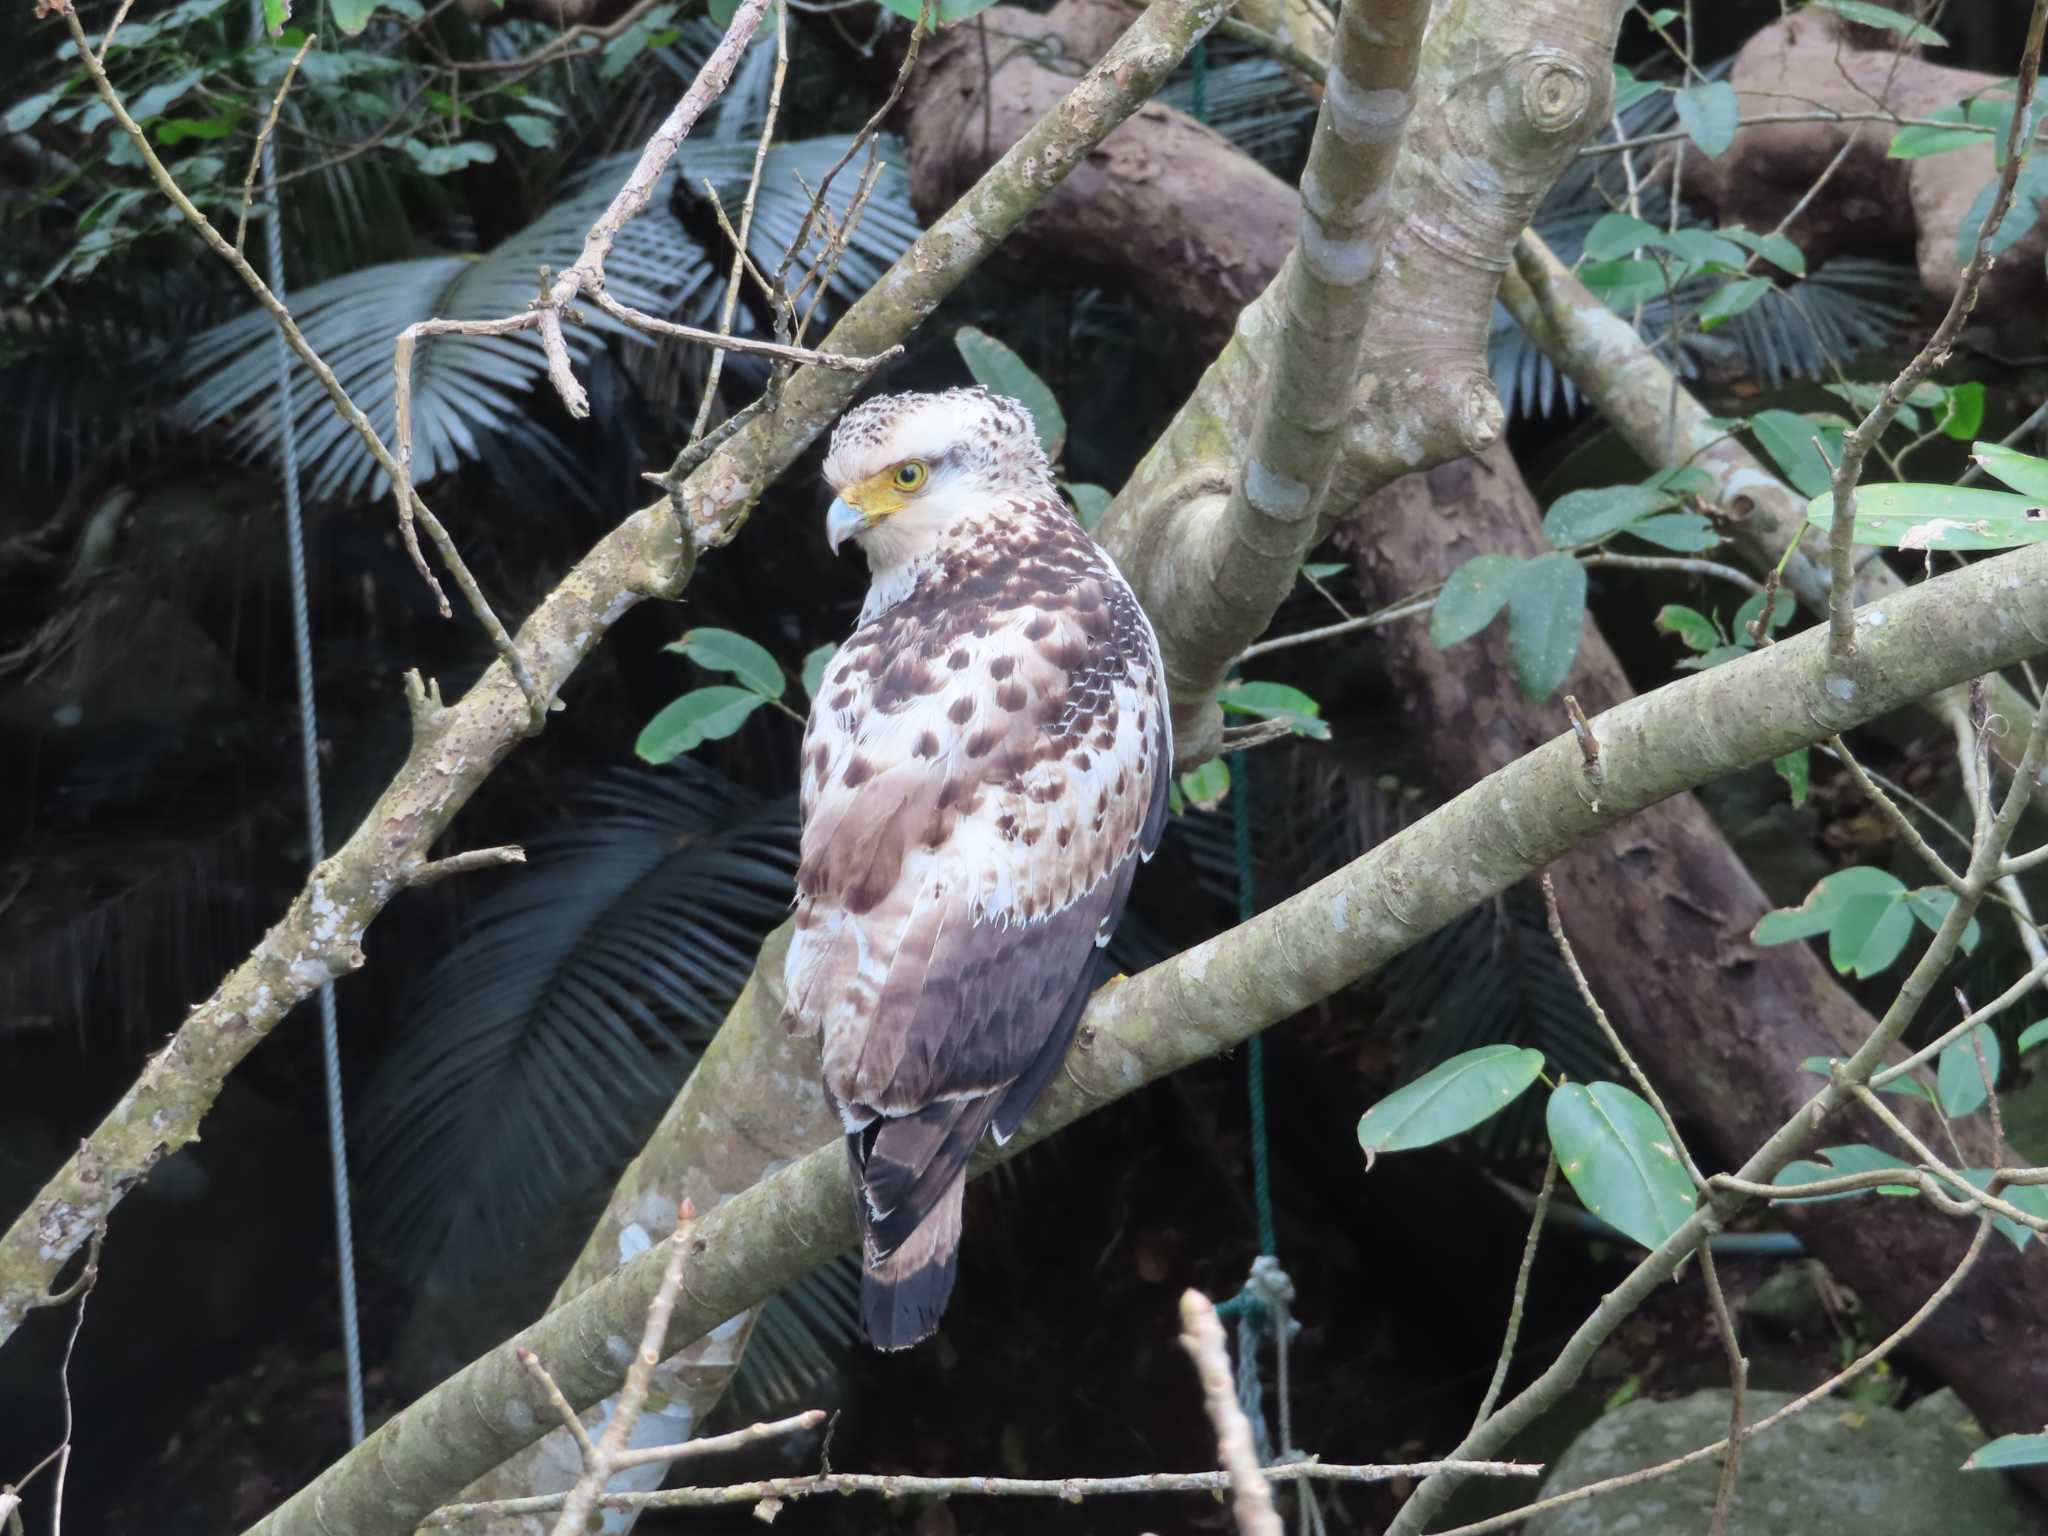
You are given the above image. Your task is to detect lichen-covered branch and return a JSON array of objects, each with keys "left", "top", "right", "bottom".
[
  {"left": 1099, "top": 0, "right": 1627, "bottom": 758},
  {"left": 1196, "top": 0, "right": 1428, "bottom": 719},
  {"left": 241, "top": 537, "right": 2048, "bottom": 1536},
  {"left": 0, "top": 0, "right": 1229, "bottom": 1360}
]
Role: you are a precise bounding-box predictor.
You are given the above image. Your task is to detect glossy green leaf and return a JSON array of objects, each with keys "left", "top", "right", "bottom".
[
  {"left": 1064, "top": 482, "right": 1111, "bottom": 531},
  {"left": 1674, "top": 644, "right": 1748, "bottom": 672},
  {"left": 1828, "top": 891, "right": 1916, "bottom": 978},
  {"left": 1542, "top": 484, "right": 1674, "bottom": 548},
  {"left": 1955, "top": 158, "right": 2048, "bottom": 263},
  {"left": 1655, "top": 604, "right": 1720, "bottom": 652},
  {"left": 1359, "top": 1046, "right": 1547, "bottom": 1155},
  {"left": 156, "top": 116, "right": 238, "bottom": 145},
  {"left": 801, "top": 644, "right": 838, "bottom": 702},
  {"left": 1937, "top": 1023, "right": 2002, "bottom": 1118},
  {"left": 1507, "top": 554, "right": 1586, "bottom": 700},
  {"left": 1750, "top": 409, "right": 1834, "bottom": 497},
  {"left": 1804, "top": 482, "right": 2048, "bottom": 551},
  {"left": 1771, "top": 1143, "right": 1917, "bottom": 1202},
  {"left": 1218, "top": 681, "right": 1330, "bottom": 740},
  {"left": 1673, "top": 80, "right": 1739, "bottom": 158},
  {"left": 261, "top": 0, "right": 289, "bottom": 33},
  {"left": 402, "top": 138, "right": 497, "bottom": 175},
  {"left": 1546, "top": 1082, "right": 1698, "bottom": 1251},
  {"left": 1301, "top": 562, "right": 1346, "bottom": 580},
  {"left": 1965, "top": 1433, "right": 2048, "bottom": 1471},
  {"left": 1754, "top": 866, "right": 1905, "bottom": 944},
  {"left": 1430, "top": 554, "right": 1520, "bottom": 646},
  {"left": 1971, "top": 441, "right": 2048, "bottom": 497},
  {"left": 503, "top": 113, "right": 558, "bottom": 148},
  {"left": 1699, "top": 276, "right": 1772, "bottom": 331},
  {"left": 1583, "top": 211, "right": 1663, "bottom": 260},
  {"left": 635, "top": 687, "right": 767, "bottom": 763},
  {"left": 3, "top": 86, "right": 67, "bottom": 136},
  {"left": 665, "top": 627, "right": 785, "bottom": 699},
  {"left": 1889, "top": 105, "right": 1987, "bottom": 160},
  {"left": 1580, "top": 257, "right": 1668, "bottom": 312},
  {"left": 1937, "top": 381, "right": 1986, "bottom": 440},
  {"left": 1718, "top": 225, "right": 1807, "bottom": 276},
  {"left": 1179, "top": 757, "right": 1230, "bottom": 812},
  {"left": 954, "top": 326, "right": 1065, "bottom": 458},
  {"left": 1959, "top": 1172, "right": 2046, "bottom": 1250},
  {"left": 330, "top": 0, "right": 382, "bottom": 30},
  {"left": 2017, "top": 1020, "right": 2048, "bottom": 1055},
  {"left": 1812, "top": 0, "right": 1945, "bottom": 45},
  {"left": 1774, "top": 748, "right": 1810, "bottom": 807},
  {"left": 1903, "top": 887, "right": 1981, "bottom": 953},
  {"left": 876, "top": 0, "right": 996, "bottom": 22},
  {"left": 1626, "top": 511, "right": 1720, "bottom": 551},
  {"left": 1659, "top": 227, "right": 1748, "bottom": 272}
]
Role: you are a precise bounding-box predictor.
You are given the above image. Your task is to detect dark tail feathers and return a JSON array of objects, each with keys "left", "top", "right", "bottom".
[{"left": 859, "top": 1172, "right": 964, "bottom": 1350}]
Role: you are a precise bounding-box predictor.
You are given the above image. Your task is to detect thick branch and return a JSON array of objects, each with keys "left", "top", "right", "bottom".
[{"left": 239, "top": 538, "right": 2048, "bottom": 1536}]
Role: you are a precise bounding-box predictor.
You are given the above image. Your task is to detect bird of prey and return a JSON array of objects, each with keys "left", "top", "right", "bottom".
[{"left": 783, "top": 387, "right": 1170, "bottom": 1350}]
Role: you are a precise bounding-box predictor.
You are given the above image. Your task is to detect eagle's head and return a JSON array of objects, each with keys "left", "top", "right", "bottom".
[{"left": 822, "top": 387, "right": 1056, "bottom": 566}]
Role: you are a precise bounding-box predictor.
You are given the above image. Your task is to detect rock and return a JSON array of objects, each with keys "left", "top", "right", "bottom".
[
  {"left": 1742, "top": 1264, "right": 1830, "bottom": 1336},
  {"left": 1523, "top": 1388, "right": 2035, "bottom": 1536}
]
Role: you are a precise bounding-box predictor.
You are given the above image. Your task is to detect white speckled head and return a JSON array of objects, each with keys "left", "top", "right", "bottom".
[{"left": 821, "top": 387, "right": 1056, "bottom": 567}]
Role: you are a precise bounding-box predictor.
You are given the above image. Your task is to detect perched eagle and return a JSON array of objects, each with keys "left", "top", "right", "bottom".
[{"left": 782, "top": 388, "right": 1170, "bottom": 1350}]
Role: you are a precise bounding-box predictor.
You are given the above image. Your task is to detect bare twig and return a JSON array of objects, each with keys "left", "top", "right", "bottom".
[
  {"left": 1578, "top": 551, "right": 1764, "bottom": 594},
  {"left": 1852, "top": 1086, "right": 2048, "bottom": 1234},
  {"left": 234, "top": 33, "right": 314, "bottom": 255},
  {"left": 1822, "top": 0, "right": 2048, "bottom": 666},
  {"left": 1828, "top": 733, "right": 1967, "bottom": 892},
  {"left": 1179, "top": 1289, "right": 1284, "bottom": 1536},
  {"left": 1470, "top": 1151, "right": 1557, "bottom": 1437},
  {"left": 1697, "top": 1246, "right": 1747, "bottom": 1536},
  {"left": 5, "top": 1231, "right": 100, "bottom": 1536},
  {"left": 1234, "top": 594, "right": 1435, "bottom": 664},
  {"left": 403, "top": 845, "right": 528, "bottom": 887}
]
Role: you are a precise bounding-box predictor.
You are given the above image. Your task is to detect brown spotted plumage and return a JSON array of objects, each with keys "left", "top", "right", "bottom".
[{"left": 784, "top": 388, "right": 1170, "bottom": 1350}]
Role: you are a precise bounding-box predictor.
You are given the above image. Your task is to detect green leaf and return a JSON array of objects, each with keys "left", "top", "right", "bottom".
[
  {"left": 1971, "top": 440, "right": 2048, "bottom": 497},
  {"left": 599, "top": 4, "right": 678, "bottom": 78},
  {"left": 1750, "top": 409, "right": 1834, "bottom": 498},
  {"left": 1546, "top": 1082, "right": 1698, "bottom": 1251},
  {"left": 1771, "top": 1143, "right": 1917, "bottom": 1202},
  {"left": 1828, "top": 891, "right": 1916, "bottom": 978},
  {"left": 1718, "top": 225, "right": 1807, "bottom": 276},
  {"left": 1179, "top": 757, "right": 1230, "bottom": 812},
  {"left": 954, "top": 327, "right": 1065, "bottom": 459},
  {"left": 1937, "top": 1023, "right": 2002, "bottom": 1118},
  {"left": 330, "top": 0, "right": 382, "bottom": 30},
  {"left": 1358, "top": 1046, "right": 1547, "bottom": 1155},
  {"left": 261, "top": 0, "right": 290, "bottom": 34},
  {"left": 1804, "top": 482, "right": 2048, "bottom": 551},
  {"left": 1218, "top": 681, "right": 1330, "bottom": 740},
  {"left": 156, "top": 115, "right": 238, "bottom": 144},
  {"left": 1956, "top": 158, "right": 2048, "bottom": 263},
  {"left": 1699, "top": 276, "right": 1772, "bottom": 331},
  {"left": 1903, "top": 887, "right": 1981, "bottom": 953},
  {"left": 635, "top": 687, "right": 767, "bottom": 763},
  {"left": 1958, "top": 1172, "right": 2046, "bottom": 1250},
  {"left": 401, "top": 138, "right": 497, "bottom": 175},
  {"left": 1301, "top": 561, "right": 1346, "bottom": 580},
  {"left": 1673, "top": 81, "right": 1740, "bottom": 158},
  {"left": 1811, "top": 0, "right": 1945, "bottom": 45},
  {"left": 801, "top": 644, "right": 838, "bottom": 702},
  {"left": 1583, "top": 212, "right": 1663, "bottom": 260},
  {"left": 1674, "top": 644, "right": 1749, "bottom": 672},
  {"left": 1542, "top": 484, "right": 1674, "bottom": 548},
  {"left": 1430, "top": 554, "right": 1520, "bottom": 647},
  {"left": 876, "top": 0, "right": 998, "bottom": 23},
  {"left": 2017, "top": 1020, "right": 2048, "bottom": 1055},
  {"left": 1644, "top": 6, "right": 1678, "bottom": 24},
  {"left": 708, "top": 0, "right": 738, "bottom": 20},
  {"left": 1753, "top": 866, "right": 1906, "bottom": 946},
  {"left": 1936, "top": 381, "right": 1985, "bottom": 440},
  {"left": 1507, "top": 554, "right": 1586, "bottom": 701},
  {"left": 1654, "top": 604, "right": 1720, "bottom": 652},
  {"left": 1889, "top": 104, "right": 1987, "bottom": 160},
  {"left": 1774, "top": 748, "right": 1810, "bottom": 807},
  {"left": 1579, "top": 258, "right": 1668, "bottom": 312},
  {"left": 665, "top": 627, "right": 786, "bottom": 699},
  {"left": 1611, "top": 63, "right": 1661, "bottom": 115},
  {"left": 4, "top": 85, "right": 69, "bottom": 135},
  {"left": 1626, "top": 511, "right": 1720, "bottom": 552},
  {"left": 1732, "top": 587, "right": 1795, "bottom": 642},
  {"left": 1659, "top": 227, "right": 1748, "bottom": 273},
  {"left": 1965, "top": 1433, "right": 2048, "bottom": 1471},
  {"left": 1064, "top": 482, "right": 1110, "bottom": 531},
  {"left": 1801, "top": 1056, "right": 1935, "bottom": 1101},
  {"left": 503, "top": 113, "right": 558, "bottom": 147}
]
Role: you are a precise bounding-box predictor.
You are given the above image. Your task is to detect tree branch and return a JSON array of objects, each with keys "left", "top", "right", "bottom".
[{"left": 239, "top": 537, "right": 2048, "bottom": 1536}]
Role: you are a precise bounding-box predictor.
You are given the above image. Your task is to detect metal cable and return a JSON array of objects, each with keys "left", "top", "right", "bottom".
[{"left": 256, "top": 58, "right": 368, "bottom": 1443}]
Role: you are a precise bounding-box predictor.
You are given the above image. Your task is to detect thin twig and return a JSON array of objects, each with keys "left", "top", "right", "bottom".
[
  {"left": 1579, "top": 551, "right": 1765, "bottom": 593},
  {"left": 1235, "top": 595, "right": 1435, "bottom": 664},
  {"left": 1828, "top": 734, "right": 1966, "bottom": 892},
  {"left": 1697, "top": 1246, "right": 1747, "bottom": 1536},
  {"left": 403, "top": 845, "right": 528, "bottom": 887},
  {"left": 234, "top": 33, "right": 314, "bottom": 255},
  {"left": 1180, "top": 1289, "right": 1283, "bottom": 1536},
  {"left": 1469, "top": 1150, "right": 1556, "bottom": 1438},
  {"left": 1852, "top": 1086, "right": 2048, "bottom": 1233},
  {"left": 1431, "top": 1220, "right": 1996, "bottom": 1536},
  {"left": 93, "top": 0, "right": 138, "bottom": 60}
]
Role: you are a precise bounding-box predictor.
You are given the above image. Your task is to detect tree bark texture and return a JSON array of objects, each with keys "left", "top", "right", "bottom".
[
  {"left": 1679, "top": 10, "right": 2047, "bottom": 339},
  {"left": 1336, "top": 442, "right": 2048, "bottom": 1463}
]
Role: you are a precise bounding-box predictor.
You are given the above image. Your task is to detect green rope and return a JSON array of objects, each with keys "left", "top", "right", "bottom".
[{"left": 1232, "top": 750, "right": 1278, "bottom": 1259}]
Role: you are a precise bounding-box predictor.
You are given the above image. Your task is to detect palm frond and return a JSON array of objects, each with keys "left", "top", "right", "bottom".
[
  {"left": 173, "top": 131, "right": 919, "bottom": 502},
  {"left": 356, "top": 759, "right": 800, "bottom": 1281},
  {"left": 1158, "top": 53, "right": 1316, "bottom": 169}
]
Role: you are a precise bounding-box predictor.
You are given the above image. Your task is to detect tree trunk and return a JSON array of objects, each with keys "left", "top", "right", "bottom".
[{"left": 1334, "top": 443, "right": 2048, "bottom": 1464}]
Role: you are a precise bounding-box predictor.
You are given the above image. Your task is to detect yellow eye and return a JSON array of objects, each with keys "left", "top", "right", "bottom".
[{"left": 893, "top": 460, "right": 929, "bottom": 492}]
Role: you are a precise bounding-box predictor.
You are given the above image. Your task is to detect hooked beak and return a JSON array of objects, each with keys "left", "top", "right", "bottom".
[{"left": 825, "top": 495, "right": 866, "bottom": 555}]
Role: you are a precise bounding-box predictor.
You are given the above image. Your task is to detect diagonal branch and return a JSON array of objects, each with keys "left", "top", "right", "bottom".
[{"left": 238, "top": 536, "right": 2048, "bottom": 1536}]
